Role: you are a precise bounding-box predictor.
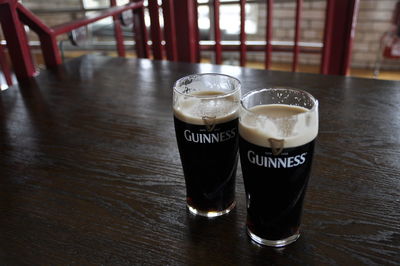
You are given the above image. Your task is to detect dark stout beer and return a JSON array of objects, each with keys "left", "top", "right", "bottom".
[
  {"left": 174, "top": 116, "right": 238, "bottom": 213},
  {"left": 240, "top": 137, "right": 315, "bottom": 240},
  {"left": 239, "top": 102, "right": 318, "bottom": 245},
  {"left": 174, "top": 87, "right": 240, "bottom": 217}
]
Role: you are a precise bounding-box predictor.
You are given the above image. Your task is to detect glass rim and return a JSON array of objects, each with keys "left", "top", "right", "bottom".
[
  {"left": 173, "top": 73, "right": 241, "bottom": 100},
  {"left": 241, "top": 87, "right": 319, "bottom": 119}
]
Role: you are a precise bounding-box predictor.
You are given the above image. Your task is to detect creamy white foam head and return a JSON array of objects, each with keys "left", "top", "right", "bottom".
[
  {"left": 174, "top": 91, "right": 239, "bottom": 125},
  {"left": 239, "top": 104, "right": 318, "bottom": 148}
]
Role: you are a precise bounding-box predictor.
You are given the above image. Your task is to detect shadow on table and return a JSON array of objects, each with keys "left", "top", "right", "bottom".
[{"left": 183, "top": 206, "right": 318, "bottom": 265}]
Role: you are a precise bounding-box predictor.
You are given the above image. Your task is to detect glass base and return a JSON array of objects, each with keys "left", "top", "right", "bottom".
[
  {"left": 247, "top": 227, "right": 300, "bottom": 247},
  {"left": 187, "top": 201, "right": 236, "bottom": 218}
]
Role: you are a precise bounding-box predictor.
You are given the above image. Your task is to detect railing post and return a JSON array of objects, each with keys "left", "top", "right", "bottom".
[
  {"left": 173, "top": 0, "right": 198, "bottom": 63},
  {"left": 132, "top": 1, "right": 149, "bottom": 58},
  {"left": 292, "top": 0, "right": 303, "bottom": 72},
  {"left": 110, "top": 0, "right": 126, "bottom": 57},
  {"left": 193, "top": 0, "right": 200, "bottom": 63},
  {"left": 320, "top": 0, "right": 360, "bottom": 75},
  {"left": 39, "top": 35, "right": 62, "bottom": 68},
  {"left": 148, "top": 0, "right": 163, "bottom": 60},
  {"left": 162, "top": 0, "right": 177, "bottom": 61},
  {"left": 0, "top": 0, "right": 36, "bottom": 80},
  {"left": 265, "top": 0, "right": 273, "bottom": 69},
  {"left": 239, "top": 0, "right": 246, "bottom": 67},
  {"left": 16, "top": 3, "right": 62, "bottom": 68},
  {"left": 0, "top": 44, "right": 13, "bottom": 86},
  {"left": 213, "top": 0, "right": 222, "bottom": 65}
]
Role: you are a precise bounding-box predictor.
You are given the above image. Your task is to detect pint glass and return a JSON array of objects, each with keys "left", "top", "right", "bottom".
[
  {"left": 173, "top": 74, "right": 241, "bottom": 217},
  {"left": 239, "top": 88, "right": 318, "bottom": 246}
]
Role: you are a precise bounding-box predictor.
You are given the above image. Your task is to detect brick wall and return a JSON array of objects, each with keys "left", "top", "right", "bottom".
[{"left": 354, "top": 0, "right": 397, "bottom": 70}]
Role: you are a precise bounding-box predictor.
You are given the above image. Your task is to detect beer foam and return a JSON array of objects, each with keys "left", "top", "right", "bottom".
[
  {"left": 239, "top": 104, "right": 318, "bottom": 148},
  {"left": 174, "top": 91, "right": 239, "bottom": 125}
]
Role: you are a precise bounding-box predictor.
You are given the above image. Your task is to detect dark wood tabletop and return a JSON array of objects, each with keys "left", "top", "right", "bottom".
[{"left": 1, "top": 55, "right": 399, "bottom": 265}]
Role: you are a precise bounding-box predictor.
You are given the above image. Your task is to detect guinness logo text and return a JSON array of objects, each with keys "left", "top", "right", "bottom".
[
  {"left": 184, "top": 128, "right": 236, "bottom": 144},
  {"left": 247, "top": 150, "right": 307, "bottom": 168}
]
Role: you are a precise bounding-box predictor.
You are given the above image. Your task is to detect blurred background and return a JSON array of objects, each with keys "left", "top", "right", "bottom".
[{"left": 1, "top": 0, "right": 400, "bottom": 85}]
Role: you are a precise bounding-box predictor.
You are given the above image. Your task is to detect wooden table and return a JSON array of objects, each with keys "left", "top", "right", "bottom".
[{"left": 1, "top": 55, "right": 399, "bottom": 265}]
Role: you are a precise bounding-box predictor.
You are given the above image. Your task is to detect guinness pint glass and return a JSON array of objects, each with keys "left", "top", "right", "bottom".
[
  {"left": 173, "top": 74, "right": 241, "bottom": 217},
  {"left": 239, "top": 88, "right": 318, "bottom": 247}
]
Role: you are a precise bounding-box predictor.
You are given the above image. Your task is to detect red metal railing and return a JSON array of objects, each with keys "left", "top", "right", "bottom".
[
  {"left": 0, "top": 0, "right": 359, "bottom": 84},
  {"left": 110, "top": 0, "right": 126, "bottom": 57},
  {"left": 148, "top": 0, "right": 163, "bottom": 60},
  {"left": 239, "top": 0, "right": 246, "bottom": 67},
  {"left": 198, "top": 0, "right": 358, "bottom": 74},
  {"left": 320, "top": 0, "right": 360, "bottom": 75},
  {"left": 180, "top": 0, "right": 306, "bottom": 70},
  {"left": 265, "top": 0, "right": 273, "bottom": 69},
  {"left": 200, "top": 0, "right": 306, "bottom": 70},
  {"left": 213, "top": 0, "right": 222, "bottom": 64},
  {"left": 0, "top": 43, "right": 12, "bottom": 86},
  {"left": 293, "top": 0, "right": 303, "bottom": 72},
  {"left": 172, "top": 0, "right": 359, "bottom": 75},
  {"left": 0, "top": 0, "right": 36, "bottom": 81},
  {"left": 0, "top": 0, "right": 148, "bottom": 81},
  {"left": 161, "top": 1, "right": 177, "bottom": 61}
]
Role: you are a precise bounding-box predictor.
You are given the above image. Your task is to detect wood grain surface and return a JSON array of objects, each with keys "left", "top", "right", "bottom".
[{"left": 1, "top": 55, "right": 399, "bottom": 265}]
